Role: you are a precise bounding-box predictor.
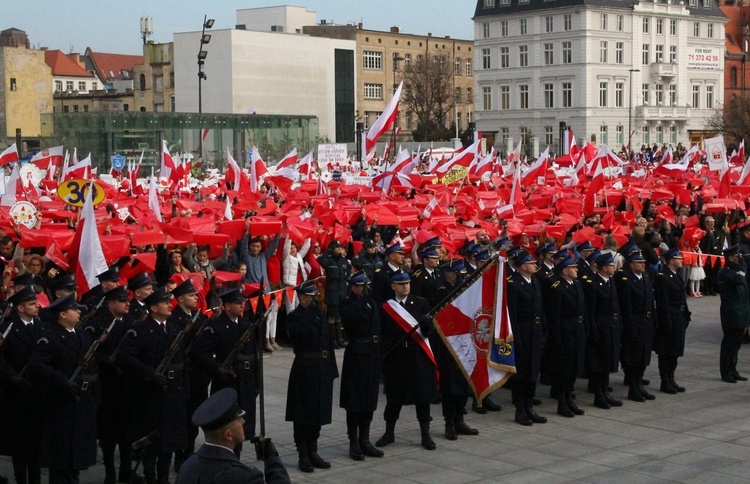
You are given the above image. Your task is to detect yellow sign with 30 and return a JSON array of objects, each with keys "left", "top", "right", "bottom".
[{"left": 56, "top": 179, "right": 106, "bottom": 207}]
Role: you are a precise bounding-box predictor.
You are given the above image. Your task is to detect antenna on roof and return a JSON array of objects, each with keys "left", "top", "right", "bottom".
[{"left": 141, "top": 16, "right": 154, "bottom": 45}]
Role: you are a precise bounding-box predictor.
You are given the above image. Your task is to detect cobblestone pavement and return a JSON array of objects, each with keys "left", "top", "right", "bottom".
[{"left": 3, "top": 295, "right": 750, "bottom": 483}]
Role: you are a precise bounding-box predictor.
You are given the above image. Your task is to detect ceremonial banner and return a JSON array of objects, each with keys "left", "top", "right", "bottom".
[
  {"left": 704, "top": 136, "right": 727, "bottom": 172},
  {"left": 433, "top": 257, "right": 515, "bottom": 402}
]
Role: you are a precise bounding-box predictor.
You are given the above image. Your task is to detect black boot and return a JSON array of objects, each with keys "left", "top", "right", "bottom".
[
  {"left": 375, "top": 420, "right": 395, "bottom": 447},
  {"left": 514, "top": 407, "right": 532, "bottom": 426},
  {"left": 482, "top": 397, "right": 501, "bottom": 412},
  {"left": 566, "top": 392, "right": 584, "bottom": 415},
  {"left": 525, "top": 406, "right": 548, "bottom": 423},
  {"left": 628, "top": 381, "right": 645, "bottom": 402},
  {"left": 471, "top": 397, "right": 487, "bottom": 414},
  {"left": 557, "top": 394, "right": 574, "bottom": 417},
  {"left": 660, "top": 371, "right": 678, "bottom": 393},
  {"left": 444, "top": 420, "right": 457, "bottom": 440},
  {"left": 104, "top": 459, "right": 116, "bottom": 484},
  {"left": 335, "top": 322, "right": 348, "bottom": 348},
  {"left": 358, "top": 421, "right": 384, "bottom": 457},
  {"left": 732, "top": 369, "right": 748, "bottom": 381},
  {"left": 347, "top": 419, "right": 364, "bottom": 461},
  {"left": 670, "top": 360, "right": 685, "bottom": 392},
  {"left": 454, "top": 413, "right": 478, "bottom": 435},
  {"left": 602, "top": 376, "right": 623, "bottom": 407},
  {"left": 308, "top": 439, "right": 331, "bottom": 469},
  {"left": 419, "top": 421, "right": 436, "bottom": 450},
  {"left": 295, "top": 439, "right": 313, "bottom": 473}
]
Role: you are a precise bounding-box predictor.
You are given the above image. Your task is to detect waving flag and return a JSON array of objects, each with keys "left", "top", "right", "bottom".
[
  {"left": 434, "top": 256, "right": 514, "bottom": 401},
  {"left": 30, "top": 146, "right": 64, "bottom": 170},
  {"left": 277, "top": 148, "right": 298, "bottom": 169},
  {"left": 63, "top": 153, "right": 92, "bottom": 180},
  {"left": 0, "top": 143, "right": 19, "bottom": 167},
  {"left": 68, "top": 185, "right": 109, "bottom": 296},
  {"left": 521, "top": 146, "right": 549, "bottom": 187},
  {"left": 366, "top": 82, "right": 402, "bottom": 157},
  {"left": 250, "top": 146, "right": 269, "bottom": 192}
]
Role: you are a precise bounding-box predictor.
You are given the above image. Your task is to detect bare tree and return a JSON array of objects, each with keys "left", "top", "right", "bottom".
[
  {"left": 705, "top": 95, "right": 750, "bottom": 145},
  {"left": 399, "top": 53, "right": 456, "bottom": 142}
]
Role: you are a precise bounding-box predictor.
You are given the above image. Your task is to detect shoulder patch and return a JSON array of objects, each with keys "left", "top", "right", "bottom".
[
  {"left": 621, "top": 276, "right": 628, "bottom": 281},
  {"left": 37, "top": 337, "right": 49, "bottom": 344},
  {"left": 375, "top": 268, "right": 381, "bottom": 273},
  {"left": 552, "top": 281, "right": 560, "bottom": 288},
  {"left": 507, "top": 277, "right": 515, "bottom": 283},
  {"left": 413, "top": 269, "right": 422, "bottom": 277},
  {"left": 585, "top": 279, "right": 593, "bottom": 283}
]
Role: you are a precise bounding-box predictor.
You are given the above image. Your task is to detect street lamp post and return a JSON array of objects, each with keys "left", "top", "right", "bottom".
[
  {"left": 197, "top": 15, "right": 214, "bottom": 114},
  {"left": 628, "top": 68, "right": 640, "bottom": 154}
]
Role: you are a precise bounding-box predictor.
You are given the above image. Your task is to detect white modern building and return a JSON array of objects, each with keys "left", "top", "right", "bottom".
[
  {"left": 173, "top": 9, "right": 356, "bottom": 143},
  {"left": 473, "top": 0, "right": 727, "bottom": 153}
]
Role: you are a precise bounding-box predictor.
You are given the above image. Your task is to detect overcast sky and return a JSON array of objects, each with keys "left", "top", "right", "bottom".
[{"left": 6, "top": 1, "right": 475, "bottom": 55}]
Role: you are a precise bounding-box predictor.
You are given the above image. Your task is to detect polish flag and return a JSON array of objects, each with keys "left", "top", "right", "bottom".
[
  {"left": 0, "top": 163, "right": 21, "bottom": 206},
  {"left": 277, "top": 148, "right": 298, "bottom": 169},
  {"left": 224, "top": 197, "right": 234, "bottom": 221},
  {"left": 250, "top": 146, "right": 269, "bottom": 192},
  {"left": 471, "top": 148, "right": 496, "bottom": 177},
  {"left": 719, "top": 155, "right": 733, "bottom": 198},
  {"left": 30, "top": 146, "right": 64, "bottom": 170},
  {"left": 366, "top": 82, "right": 402, "bottom": 157},
  {"left": 148, "top": 168, "right": 163, "bottom": 222},
  {"left": 201, "top": 128, "right": 210, "bottom": 142},
  {"left": 660, "top": 146, "right": 674, "bottom": 165},
  {"left": 521, "top": 146, "right": 549, "bottom": 188},
  {"left": 63, "top": 153, "right": 92, "bottom": 180},
  {"left": 737, "top": 153, "right": 750, "bottom": 186},
  {"left": 653, "top": 144, "right": 696, "bottom": 178},
  {"left": 160, "top": 140, "right": 175, "bottom": 179},
  {"left": 297, "top": 151, "right": 314, "bottom": 179},
  {"left": 0, "top": 143, "right": 19, "bottom": 167},
  {"left": 507, "top": 139, "right": 522, "bottom": 164},
  {"left": 433, "top": 140, "right": 479, "bottom": 177},
  {"left": 497, "top": 160, "right": 522, "bottom": 217},
  {"left": 225, "top": 149, "right": 243, "bottom": 190},
  {"left": 584, "top": 159, "right": 605, "bottom": 215},
  {"left": 128, "top": 151, "right": 143, "bottom": 194},
  {"left": 68, "top": 186, "right": 109, "bottom": 296},
  {"left": 422, "top": 197, "right": 440, "bottom": 219}
]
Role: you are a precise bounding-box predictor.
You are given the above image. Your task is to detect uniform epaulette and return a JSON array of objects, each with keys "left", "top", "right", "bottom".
[
  {"left": 621, "top": 276, "right": 628, "bottom": 281},
  {"left": 657, "top": 272, "right": 664, "bottom": 276},
  {"left": 413, "top": 269, "right": 422, "bottom": 277},
  {"left": 585, "top": 279, "right": 593, "bottom": 283},
  {"left": 375, "top": 268, "right": 381, "bottom": 273},
  {"left": 507, "top": 277, "right": 514, "bottom": 283},
  {"left": 551, "top": 281, "right": 560, "bottom": 288}
]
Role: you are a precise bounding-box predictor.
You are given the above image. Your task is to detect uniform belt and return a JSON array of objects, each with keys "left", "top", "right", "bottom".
[
  {"left": 578, "top": 316, "right": 584, "bottom": 323},
  {"left": 520, "top": 316, "right": 541, "bottom": 323},
  {"left": 78, "top": 374, "right": 99, "bottom": 391},
  {"left": 352, "top": 335, "right": 380, "bottom": 344},
  {"left": 166, "top": 363, "right": 184, "bottom": 379},
  {"left": 234, "top": 353, "right": 255, "bottom": 362},
  {"left": 297, "top": 350, "right": 330, "bottom": 358},
  {"left": 645, "top": 311, "right": 653, "bottom": 319},
  {"left": 679, "top": 305, "right": 685, "bottom": 311}
]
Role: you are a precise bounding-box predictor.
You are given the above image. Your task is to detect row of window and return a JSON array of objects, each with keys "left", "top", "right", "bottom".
[
  {"left": 364, "top": 51, "right": 474, "bottom": 75},
  {"left": 364, "top": 83, "right": 474, "bottom": 103},
  {"left": 361, "top": 110, "right": 473, "bottom": 130},
  {"left": 481, "top": 82, "right": 716, "bottom": 110},
  {"left": 54, "top": 80, "right": 100, "bottom": 92},
  {"left": 482, "top": 14, "right": 716, "bottom": 39},
  {"left": 484, "top": 0, "right": 712, "bottom": 8},
  {"left": 497, "top": 124, "right": 677, "bottom": 149}
]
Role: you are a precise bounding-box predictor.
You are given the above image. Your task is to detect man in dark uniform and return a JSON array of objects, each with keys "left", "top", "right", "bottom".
[
  {"left": 191, "top": 287, "right": 257, "bottom": 458},
  {"left": 86, "top": 285, "right": 134, "bottom": 484},
  {"left": 546, "top": 256, "right": 587, "bottom": 418},
  {"left": 128, "top": 273, "right": 155, "bottom": 322},
  {"left": 0, "top": 287, "right": 44, "bottom": 484},
  {"left": 372, "top": 243, "right": 405, "bottom": 305},
  {"left": 577, "top": 241, "right": 597, "bottom": 283},
  {"left": 169, "top": 280, "right": 210, "bottom": 471},
  {"left": 617, "top": 251, "right": 657, "bottom": 402},
  {"left": 434, "top": 260, "right": 480, "bottom": 439},
  {"left": 376, "top": 271, "right": 438, "bottom": 449},
  {"left": 584, "top": 253, "right": 623, "bottom": 409},
  {"left": 654, "top": 248, "right": 691, "bottom": 394},
  {"left": 507, "top": 251, "right": 548, "bottom": 426},
  {"left": 176, "top": 388, "right": 290, "bottom": 484},
  {"left": 285, "top": 280, "right": 338, "bottom": 473},
  {"left": 28, "top": 294, "right": 98, "bottom": 484},
  {"left": 717, "top": 245, "right": 750, "bottom": 383},
  {"left": 535, "top": 242, "right": 557, "bottom": 282},
  {"left": 536, "top": 241, "right": 559, "bottom": 393},
  {"left": 81, "top": 266, "right": 121, "bottom": 310},
  {"left": 317, "top": 240, "right": 352, "bottom": 348},
  {"left": 117, "top": 286, "right": 188, "bottom": 484},
  {"left": 700, "top": 215, "right": 726, "bottom": 296},
  {"left": 339, "top": 270, "right": 384, "bottom": 461},
  {"left": 352, "top": 239, "right": 384, "bottom": 282},
  {"left": 410, "top": 245, "right": 443, "bottom": 308},
  {"left": 48, "top": 274, "right": 78, "bottom": 303}
]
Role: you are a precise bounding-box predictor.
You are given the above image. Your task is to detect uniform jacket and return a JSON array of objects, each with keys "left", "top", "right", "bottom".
[
  {"left": 175, "top": 443, "right": 290, "bottom": 484},
  {"left": 654, "top": 268, "right": 690, "bottom": 357},
  {"left": 410, "top": 265, "right": 444, "bottom": 308},
  {"left": 546, "top": 278, "right": 587, "bottom": 379},
  {"left": 616, "top": 268, "right": 656, "bottom": 368},
  {"left": 584, "top": 273, "right": 622, "bottom": 373},
  {"left": 718, "top": 261, "right": 750, "bottom": 330},
  {"left": 339, "top": 293, "right": 382, "bottom": 412},
  {"left": 317, "top": 251, "right": 351, "bottom": 306},
  {"left": 507, "top": 274, "right": 546, "bottom": 382}
]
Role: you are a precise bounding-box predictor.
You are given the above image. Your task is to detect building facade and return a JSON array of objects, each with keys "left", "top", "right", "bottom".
[
  {"left": 474, "top": 0, "right": 727, "bottom": 154},
  {"left": 132, "top": 42, "right": 176, "bottom": 112},
  {"left": 0, "top": 46, "right": 53, "bottom": 150},
  {"left": 304, "top": 23, "right": 475, "bottom": 141},
  {"left": 720, "top": 3, "right": 750, "bottom": 102}
]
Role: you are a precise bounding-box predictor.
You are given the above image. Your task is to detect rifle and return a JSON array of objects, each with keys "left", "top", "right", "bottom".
[
  {"left": 184, "top": 306, "right": 221, "bottom": 356},
  {"left": 70, "top": 318, "right": 117, "bottom": 386},
  {"left": 77, "top": 295, "right": 105, "bottom": 329},
  {"left": 154, "top": 310, "right": 203, "bottom": 379},
  {"left": 0, "top": 302, "right": 13, "bottom": 332},
  {"left": 0, "top": 321, "right": 13, "bottom": 349},
  {"left": 221, "top": 307, "right": 271, "bottom": 371}
]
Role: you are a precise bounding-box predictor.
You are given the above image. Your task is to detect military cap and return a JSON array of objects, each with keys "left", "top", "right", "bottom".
[
  {"left": 142, "top": 286, "right": 172, "bottom": 307},
  {"left": 49, "top": 274, "right": 77, "bottom": 292},
  {"left": 577, "top": 241, "right": 595, "bottom": 252},
  {"left": 556, "top": 256, "right": 579, "bottom": 270},
  {"left": 347, "top": 269, "right": 368, "bottom": 285},
  {"left": 586, "top": 249, "right": 601, "bottom": 263},
  {"left": 459, "top": 240, "right": 478, "bottom": 256},
  {"left": 626, "top": 251, "right": 647, "bottom": 263},
  {"left": 506, "top": 246, "right": 524, "bottom": 262},
  {"left": 12, "top": 273, "right": 40, "bottom": 288},
  {"left": 364, "top": 239, "right": 376, "bottom": 249},
  {"left": 440, "top": 259, "right": 465, "bottom": 273},
  {"left": 328, "top": 240, "right": 341, "bottom": 250},
  {"left": 97, "top": 267, "right": 121, "bottom": 283},
  {"left": 384, "top": 244, "right": 405, "bottom": 256},
  {"left": 553, "top": 250, "right": 570, "bottom": 262},
  {"left": 390, "top": 271, "right": 411, "bottom": 284},
  {"left": 422, "top": 236, "right": 442, "bottom": 248},
  {"left": 8, "top": 286, "right": 37, "bottom": 306},
  {"left": 191, "top": 388, "right": 246, "bottom": 432},
  {"left": 595, "top": 253, "right": 615, "bottom": 266},
  {"left": 493, "top": 236, "right": 511, "bottom": 251},
  {"left": 295, "top": 279, "right": 320, "bottom": 296},
  {"left": 536, "top": 242, "right": 557, "bottom": 256},
  {"left": 515, "top": 250, "right": 535, "bottom": 266},
  {"left": 723, "top": 245, "right": 740, "bottom": 257},
  {"left": 219, "top": 288, "right": 244, "bottom": 304},
  {"left": 104, "top": 285, "right": 130, "bottom": 301},
  {"left": 662, "top": 248, "right": 683, "bottom": 261},
  {"left": 47, "top": 293, "right": 86, "bottom": 315},
  {"left": 172, "top": 279, "right": 198, "bottom": 298},
  {"left": 128, "top": 273, "right": 153, "bottom": 292},
  {"left": 417, "top": 246, "right": 439, "bottom": 259},
  {"left": 618, "top": 241, "right": 638, "bottom": 256},
  {"left": 474, "top": 248, "right": 491, "bottom": 261}
]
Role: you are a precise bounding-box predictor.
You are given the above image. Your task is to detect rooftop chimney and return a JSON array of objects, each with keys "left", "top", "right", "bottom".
[{"left": 390, "top": 26, "right": 399, "bottom": 34}]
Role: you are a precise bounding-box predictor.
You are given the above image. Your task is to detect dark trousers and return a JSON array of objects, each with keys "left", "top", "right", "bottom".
[
  {"left": 623, "top": 364, "right": 645, "bottom": 383},
  {"left": 347, "top": 410, "right": 374, "bottom": 427},
  {"left": 11, "top": 453, "right": 40, "bottom": 484},
  {"left": 511, "top": 380, "right": 537, "bottom": 409},
  {"left": 142, "top": 451, "right": 172, "bottom": 483},
  {"left": 383, "top": 402, "right": 431, "bottom": 423},
  {"left": 293, "top": 423, "right": 322, "bottom": 442},
  {"left": 48, "top": 469, "right": 79, "bottom": 484},
  {"left": 441, "top": 395, "right": 468, "bottom": 422},
  {"left": 720, "top": 327, "right": 745, "bottom": 377},
  {"left": 551, "top": 375, "right": 576, "bottom": 395}
]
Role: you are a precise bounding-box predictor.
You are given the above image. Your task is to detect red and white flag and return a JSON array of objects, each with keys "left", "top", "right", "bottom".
[
  {"left": 68, "top": 185, "right": 109, "bottom": 296},
  {"left": 521, "top": 146, "right": 549, "bottom": 187},
  {"left": 277, "top": 148, "right": 298, "bottom": 170},
  {"left": 382, "top": 299, "right": 437, "bottom": 371},
  {"left": 366, "top": 82, "right": 402, "bottom": 158},
  {"left": 433, "top": 140, "right": 479, "bottom": 177},
  {"left": 507, "top": 139, "right": 522, "bottom": 164},
  {"left": 297, "top": 151, "right": 314, "bottom": 179},
  {"left": 0, "top": 162, "right": 21, "bottom": 207},
  {"left": 0, "top": 143, "right": 19, "bottom": 167},
  {"left": 30, "top": 146, "right": 64, "bottom": 170},
  {"left": 737, "top": 152, "right": 750, "bottom": 186},
  {"left": 434, "top": 257, "right": 514, "bottom": 400},
  {"left": 250, "top": 146, "right": 269, "bottom": 192},
  {"left": 160, "top": 140, "right": 175, "bottom": 179},
  {"left": 148, "top": 168, "right": 163, "bottom": 222},
  {"left": 63, "top": 153, "right": 92, "bottom": 180}
]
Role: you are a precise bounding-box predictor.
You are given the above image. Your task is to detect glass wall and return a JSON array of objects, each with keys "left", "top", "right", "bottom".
[{"left": 40, "top": 112, "right": 319, "bottom": 172}]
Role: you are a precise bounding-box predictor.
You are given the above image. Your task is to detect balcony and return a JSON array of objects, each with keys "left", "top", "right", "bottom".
[
  {"left": 650, "top": 62, "right": 677, "bottom": 80},
  {"left": 636, "top": 104, "right": 690, "bottom": 123}
]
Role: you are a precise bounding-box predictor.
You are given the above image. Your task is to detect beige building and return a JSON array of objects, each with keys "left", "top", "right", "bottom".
[
  {"left": 304, "top": 23, "right": 475, "bottom": 141},
  {"left": 132, "top": 42, "right": 176, "bottom": 112},
  {"left": 0, "top": 46, "right": 53, "bottom": 150}
]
